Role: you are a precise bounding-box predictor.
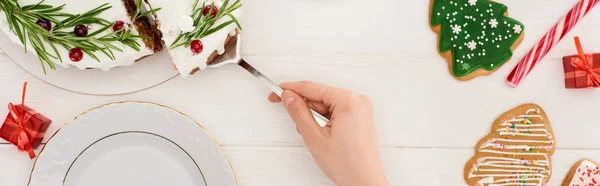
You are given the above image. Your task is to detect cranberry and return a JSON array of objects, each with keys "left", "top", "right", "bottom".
[
  {"left": 36, "top": 19, "right": 52, "bottom": 31},
  {"left": 202, "top": 5, "right": 218, "bottom": 17},
  {"left": 69, "top": 48, "right": 83, "bottom": 62},
  {"left": 113, "top": 21, "right": 125, "bottom": 33},
  {"left": 190, "top": 40, "right": 203, "bottom": 54},
  {"left": 74, "top": 25, "right": 88, "bottom": 37}
]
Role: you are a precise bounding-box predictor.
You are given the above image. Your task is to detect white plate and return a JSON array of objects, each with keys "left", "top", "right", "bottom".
[
  {"left": 28, "top": 101, "right": 237, "bottom": 186},
  {"left": 0, "top": 30, "right": 178, "bottom": 95}
]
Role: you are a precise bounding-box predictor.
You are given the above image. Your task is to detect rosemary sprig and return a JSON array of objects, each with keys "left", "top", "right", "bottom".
[
  {"left": 169, "top": 0, "right": 242, "bottom": 50},
  {"left": 0, "top": 0, "right": 153, "bottom": 73},
  {"left": 132, "top": 0, "right": 161, "bottom": 21}
]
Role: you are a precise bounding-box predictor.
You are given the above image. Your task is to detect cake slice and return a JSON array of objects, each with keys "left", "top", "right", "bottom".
[
  {"left": 145, "top": 0, "right": 242, "bottom": 77},
  {"left": 0, "top": 0, "right": 161, "bottom": 71}
]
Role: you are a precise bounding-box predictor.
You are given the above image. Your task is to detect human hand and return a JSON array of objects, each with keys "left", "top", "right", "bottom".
[{"left": 268, "top": 81, "right": 388, "bottom": 186}]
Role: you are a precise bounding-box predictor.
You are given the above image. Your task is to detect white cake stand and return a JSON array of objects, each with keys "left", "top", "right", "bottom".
[{"left": 0, "top": 30, "right": 178, "bottom": 95}]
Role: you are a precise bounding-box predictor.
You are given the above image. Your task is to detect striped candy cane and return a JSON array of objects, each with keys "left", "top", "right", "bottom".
[{"left": 506, "top": 0, "right": 600, "bottom": 87}]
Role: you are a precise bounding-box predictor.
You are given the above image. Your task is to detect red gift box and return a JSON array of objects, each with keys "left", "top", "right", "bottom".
[
  {"left": 0, "top": 82, "right": 52, "bottom": 159},
  {"left": 563, "top": 54, "right": 600, "bottom": 89},
  {"left": 562, "top": 37, "right": 600, "bottom": 89}
]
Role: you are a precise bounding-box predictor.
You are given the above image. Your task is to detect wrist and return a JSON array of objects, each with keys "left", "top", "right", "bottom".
[{"left": 339, "top": 173, "right": 388, "bottom": 186}]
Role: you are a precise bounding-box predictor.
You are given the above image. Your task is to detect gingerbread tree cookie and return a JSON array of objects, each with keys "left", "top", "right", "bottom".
[
  {"left": 429, "top": 0, "right": 525, "bottom": 80},
  {"left": 464, "top": 104, "right": 556, "bottom": 186}
]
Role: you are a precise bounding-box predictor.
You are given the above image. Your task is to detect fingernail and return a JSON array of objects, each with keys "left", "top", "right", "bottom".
[{"left": 282, "top": 91, "right": 295, "bottom": 106}]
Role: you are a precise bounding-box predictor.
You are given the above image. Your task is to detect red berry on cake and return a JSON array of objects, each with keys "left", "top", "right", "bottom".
[
  {"left": 113, "top": 21, "right": 125, "bottom": 33},
  {"left": 69, "top": 48, "right": 84, "bottom": 62},
  {"left": 74, "top": 25, "right": 88, "bottom": 37},
  {"left": 190, "top": 40, "right": 203, "bottom": 54},
  {"left": 202, "top": 5, "right": 218, "bottom": 17},
  {"left": 36, "top": 19, "right": 52, "bottom": 31}
]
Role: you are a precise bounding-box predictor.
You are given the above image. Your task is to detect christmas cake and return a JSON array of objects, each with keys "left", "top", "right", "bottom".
[
  {"left": 0, "top": 0, "right": 162, "bottom": 72},
  {"left": 146, "top": 0, "right": 242, "bottom": 77}
]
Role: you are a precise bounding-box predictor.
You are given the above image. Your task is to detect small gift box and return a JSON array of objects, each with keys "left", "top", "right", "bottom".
[
  {"left": 0, "top": 82, "right": 52, "bottom": 159},
  {"left": 562, "top": 37, "right": 600, "bottom": 89}
]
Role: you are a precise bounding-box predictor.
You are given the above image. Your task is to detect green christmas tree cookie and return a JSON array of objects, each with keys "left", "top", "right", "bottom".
[{"left": 429, "top": 0, "right": 524, "bottom": 80}]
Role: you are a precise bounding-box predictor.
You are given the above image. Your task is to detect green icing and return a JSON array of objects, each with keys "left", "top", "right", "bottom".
[{"left": 430, "top": 0, "right": 524, "bottom": 78}]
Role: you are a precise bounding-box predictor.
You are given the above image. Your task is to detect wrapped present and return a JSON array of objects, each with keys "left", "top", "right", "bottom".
[
  {"left": 0, "top": 82, "right": 52, "bottom": 159},
  {"left": 562, "top": 37, "right": 600, "bottom": 89}
]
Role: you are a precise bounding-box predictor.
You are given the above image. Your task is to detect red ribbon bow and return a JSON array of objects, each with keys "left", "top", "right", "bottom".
[
  {"left": 5, "top": 82, "right": 38, "bottom": 159},
  {"left": 566, "top": 37, "right": 600, "bottom": 88}
]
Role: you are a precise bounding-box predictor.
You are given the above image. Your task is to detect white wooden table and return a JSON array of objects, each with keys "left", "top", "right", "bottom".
[{"left": 2, "top": 0, "right": 600, "bottom": 185}]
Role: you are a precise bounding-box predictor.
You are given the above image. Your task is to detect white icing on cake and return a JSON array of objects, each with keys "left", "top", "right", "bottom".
[
  {"left": 0, "top": 0, "right": 153, "bottom": 71},
  {"left": 177, "top": 15, "right": 195, "bottom": 33},
  {"left": 151, "top": 0, "right": 241, "bottom": 77}
]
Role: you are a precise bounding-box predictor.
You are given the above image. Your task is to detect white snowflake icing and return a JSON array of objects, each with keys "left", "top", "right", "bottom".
[
  {"left": 489, "top": 19, "right": 498, "bottom": 28},
  {"left": 462, "top": 63, "right": 471, "bottom": 70},
  {"left": 467, "top": 40, "right": 477, "bottom": 50},
  {"left": 451, "top": 24, "right": 462, "bottom": 34},
  {"left": 468, "top": 0, "right": 477, "bottom": 6},
  {"left": 513, "top": 25, "right": 522, "bottom": 34}
]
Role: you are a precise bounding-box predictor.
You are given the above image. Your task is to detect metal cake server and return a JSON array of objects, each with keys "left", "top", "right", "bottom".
[{"left": 208, "top": 34, "right": 329, "bottom": 127}]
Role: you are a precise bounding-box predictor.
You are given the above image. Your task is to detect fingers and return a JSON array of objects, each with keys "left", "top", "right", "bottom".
[
  {"left": 280, "top": 81, "right": 336, "bottom": 104},
  {"left": 281, "top": 90, "right": 324, "bottom": 144},
  {"left": 268, "top": 92, "right": 281, "bottom": 103},
  {"left": 359, "top": 95, "right": 373, "bottom": 111},
  {"left": 269, "top": 92, "right": 330, "bottom": 116},
  {"left": 307, "top": 101, "right": 330, "bottom": 116}
]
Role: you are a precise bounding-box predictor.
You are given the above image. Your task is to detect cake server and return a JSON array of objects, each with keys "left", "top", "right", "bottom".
[{"left": 208, "top": 34, "right": 329, "bottom": 127}]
